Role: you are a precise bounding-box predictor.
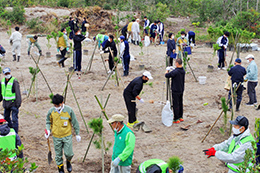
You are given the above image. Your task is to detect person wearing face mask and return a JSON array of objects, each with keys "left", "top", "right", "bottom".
[
  {"left": 73, "top": 28, "right": 86, "bottom": 77},
  {"left": 165, "top": 59, "right": 185, "bottom": 124},
  {"left": 228, "top": 58, "right": 246, "bottom": 111},
  {"left": 107, "top": 114, "right": 136, "bottom": 173},
  {"left": 101, "top": 34, "right": 118, "bottom": 74},
  {"left": 123, "top": 71, "right": 153, "bottom": 127},
  {"left": 176, "top": 31, "right": 188, "bottom": 59},
  {"left": 45, "top": 94, "right": 80, "bottom": 173},
  {"left": 244, "top": 54, "right": 258, "bottom": 106},
  {"left": 57, "top": 28, "right": 69, "bottom": 68},
  {"left": 216, "top": 31, "right": 230, "bottom": 70},
  {"left": 0, "top": 67, "right": 21, "bottom": 133},
  {"left": 203, "top": 116, "right": 255, "bottom": 173},
  {"left": 166, "top": 33, "right": 176, "bottom": 66}
]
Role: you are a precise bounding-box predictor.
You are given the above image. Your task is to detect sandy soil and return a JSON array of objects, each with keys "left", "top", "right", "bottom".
[{"left": 1, "top": 8, "right": 260, "bottom": 173}]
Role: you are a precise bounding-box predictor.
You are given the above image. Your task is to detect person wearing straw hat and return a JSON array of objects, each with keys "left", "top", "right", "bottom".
[
  {"left": 0, "top": 67, "right": 21, "bottom": 133},
  {"left": 45, "top": 94, "right": 81, "bottom": 173},
  {"left": 244, "top": 54, "right": 258, "bottom": 106},
  {"left": 203, "top": 116, "right": 255, "bottom": 173},
  {"left": 108, "top": 114, "right": 136, "bottom": 173},
  {"left": 0, "top": 114, "right": 23, "bottom": 161},
  {"left": 123, "top": 71, "right": 153, "bottom": 127}
]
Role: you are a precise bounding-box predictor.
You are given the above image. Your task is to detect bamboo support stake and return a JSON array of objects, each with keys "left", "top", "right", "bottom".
[
  {"left": 101, "top": 54, "right": 108, "bottom": 73},
  {"left": 101, "top": 59, "right": 120, "bottom": 91},
  {"left": 94, "top": 95, "right": 113, "bottom": 131},
  {"left": 101, "top": 130, "right": 104, "bottom": 173},
  {"left": 68, "top": 81, "right": 89, "bottom": 133},
  {"left": 187, "top": 60, "right": 198, "bottom": 82},
  {"left": 27, "top": 54, "right": 41, "bottom": 98},
  {"left": 85, "top": 39, "right": 98, "bottom": 73},
  {"left": 108, "top": 47, "right": 119, "bottom": 86}
]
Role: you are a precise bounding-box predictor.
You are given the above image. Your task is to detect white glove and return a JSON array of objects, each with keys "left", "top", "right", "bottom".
[
  {"left": 45, "top": 130, "right": 50, "bottom": 139},
  {"left": 112, "top": 157, "right": 121, "bottom": 167},
  {"left": 224, "top": 45, "right": 227, "bottom": 49},
  {"left": 166, "top": 67, "right": 171, "bottom": 71},
  {"left": 100, "top": 51, "right": 104, "bottom": 54},
  {"left": 232, "top": 83, "right": 237, "bottom": 88},
  {"left": 76, "top": 135, "right": 81, "bottom": 142},
  {"left": 139, "top": 99, "right": 145, "bottom": 103}
]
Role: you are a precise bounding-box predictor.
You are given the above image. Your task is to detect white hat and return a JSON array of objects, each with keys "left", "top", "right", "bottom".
[
  {"left": 107, "top": 114, "right": 125, "bottom": 124},
  {"left": 245, "top": 54, "right": 254, "bottom": 60},
  {"left": 143, "top": 71, "right": 153, "bottom": 79},
  {"left": 3, "top": 67, "right": 11, "bottom": 74}
]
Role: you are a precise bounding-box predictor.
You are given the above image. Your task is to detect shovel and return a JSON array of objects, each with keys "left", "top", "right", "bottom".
[
  {"left": 44, "top": 129, "right": 53, "bottom": 165},
  {"left": 180, "top": 120, "right": 203, "bottom": 131}
]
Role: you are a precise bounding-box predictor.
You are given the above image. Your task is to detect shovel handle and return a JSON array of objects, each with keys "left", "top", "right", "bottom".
[{"left": 44, "top": 129, "right": 51, "bottom": 151}]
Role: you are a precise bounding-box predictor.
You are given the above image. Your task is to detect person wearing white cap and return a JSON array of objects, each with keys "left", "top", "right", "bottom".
[
  {"left": 123, "top": 71, "right": 153, "bottom": 127},
  {"left": 244, "top": 54, "right": 258, "bottom": 106},
  {"left": 0, "top": 114, "right": 23, "bottom": 160},
  {"left": 108, "top": 114, "right": 135, "bottom": 173},
  {"left": 165, "top": 59, "right": 185, "bottom": 124},
  {"left": 0, "top": 67, "right": 22, "bottom": 133}
]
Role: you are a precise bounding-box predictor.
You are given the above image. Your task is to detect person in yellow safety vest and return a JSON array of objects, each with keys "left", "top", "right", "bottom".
[
  {"left": 57, "top": 28, "right": 69, "bottom": 68},
  {"left": 45, "top": 94, "right": 81, "bottom": 173},
  {"left": 26, "top": 35, "right": 42, "bottom": 56},
  {"left": 127, "top": 19, "right": 135, "bottom": 43},
  {"left": 176, "top": 31, "right": 188, "bottom": 59},
  {"left": 136, "top": 158, "right": 184, "bottom": 173},
  {"left": 203, "top": 116, "right": 255, "bottom": 173},
  {"left": 0, "top": 67, "right": 21, "bottom": 134},
  {"left": 0, "top": 114, "right": 23, "bottom": 161}
]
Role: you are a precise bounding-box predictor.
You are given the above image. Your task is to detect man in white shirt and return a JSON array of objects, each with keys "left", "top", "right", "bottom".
[
  {"left": 9, "top": 27, "right": 22, "bottom": 62},
  {"left": 131, "top": 19, "right": 140, "bottom": 45}
]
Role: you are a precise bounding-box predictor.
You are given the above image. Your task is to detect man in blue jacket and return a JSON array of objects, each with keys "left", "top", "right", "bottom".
[
  {"left": 166, "top": 33, "right": 176, "bottom": 66},
  {"left": 119, "top": 36, "right": 130, "bottom": 76},
  {"left": 216, "top": 31, "right": 229, "bottom": 70},
  {"left": 244, "top": 54, "right": 258, "bottom": 106},
  {"left": 150, "top": 21, "right": 158, "bottom": 44},
  {"left": 228, "top": 58, "right": 246, "bottom": 111},
  {"left": 187, "top": 31, "right": 196, "bottom": 46}
]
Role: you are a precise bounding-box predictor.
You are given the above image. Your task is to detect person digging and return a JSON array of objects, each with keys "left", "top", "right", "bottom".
[
  {"left": 26, "top": 35, "right": 42, "bottom": 56},
  {"left": 45, "top": 94, "right": 81, "bottom": 173},
  {"left": 108, "top": 114, "right": 136, "bottom": 173},
  {"left": 203, "top": 116, "right": 255, "bottom": 173},
  {"left": 123, "top": 71, "right": 153, "bottom": 127}
]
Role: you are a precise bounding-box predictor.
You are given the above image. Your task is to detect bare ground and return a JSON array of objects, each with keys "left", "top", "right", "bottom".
[{"left": 0, "top": 7, "right": 259, "bottom": 173}]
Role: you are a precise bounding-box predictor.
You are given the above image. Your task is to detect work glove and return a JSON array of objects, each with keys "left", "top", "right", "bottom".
[
  {"left": 139, "top": 99, "right": 145, "bottom": 103},
  {"left": 112, "top": 157, "right": 121, "bottom": 167},
  {"left": 224, "top": 45, "right": 227, "bottom": 49},
  {"left": 76, "top": 135, "right": 81, "bottom": 142},
  {"left": 45, "top": 129, "right": 50, "bottom": 139},
  {"left": 100, "top": 51, "right": 104, "bottom": 54},
  {"left": 159, "top": 33, "right": 161, "bottom": 35},
  {"left": 66, "top": 47, "right": 69, "bottom": 51},
  {"left": 203, "top": 147, "right": 216, "bottom": 158},
  {"left": 166, "top": 66, "right": 175, "bottom": 71},
  {"left": 233, "top": 83, "right": 237, "bottom": 88},
  {"left": 57, "top": 48, "right": 60, "bottom": 53}
]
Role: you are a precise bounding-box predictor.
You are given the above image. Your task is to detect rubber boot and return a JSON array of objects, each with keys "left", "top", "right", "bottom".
[
  {"left": 13, "top": 55, "right": 16, "bottom": 61},
  {"left": 123, "top": 71, "right": 127, "bottom": 76},
  {"left": 58, "top": 164, "right": 64, "bottom": 173},
  {"left": 131, "top": 39, "right": 134, "bottom": 44},
  {"left": 66, "top": 160, "right": 72, "bottom": 172},
  {"left": 17, "top": 56, "right": 20, "bottom": 62},
  {"left": 39, "top": 50, "right": 42, "bottom": 56},
  {"left": 236, "top": 103, "right": 240, "bottom": 112}
]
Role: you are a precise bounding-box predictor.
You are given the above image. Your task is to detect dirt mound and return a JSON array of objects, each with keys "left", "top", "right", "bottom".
[{"left": 70, "top": 7, "right": 114, "bottom": 31}]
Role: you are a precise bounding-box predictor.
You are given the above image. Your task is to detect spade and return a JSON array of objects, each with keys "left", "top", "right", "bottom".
[{"left": 44, "top": 129, "right": 53, "bottom": 165}]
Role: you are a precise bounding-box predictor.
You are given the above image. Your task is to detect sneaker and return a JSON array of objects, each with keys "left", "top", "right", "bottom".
[
  {"left": 222, "top": 67, "right": 226, "bottom": 70},
  {"left": 173, "top": 120, "right": 181, "bottom": 124},
  {"left": 179, "top": 118, "right": 184, "bottom": 122},
  {"left": 246, "top": 102, "right": 254, "bottom": 106},
  {"left": 107, "top": 70, "right": 112, "bottom": 74},
  {"left": 218, "top": 68, "right": 221, "bottom": 70},
  {"left": 235, "top": 109, "right": 239, "bottom": 112},
  {"left": 127, "top": 122, "right": 135, "bottom": 128},
  {"left": 134, "top": 120, "right": 139, "bottom": 124}
]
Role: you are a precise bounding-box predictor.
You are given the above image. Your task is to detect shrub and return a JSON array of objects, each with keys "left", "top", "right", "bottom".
[
  {"left": 26, "top": 18, "right": 46, "bottom": 33},
  {"left": 58, "top": 0, "right": 70, "bottom": 7},
  {"left": 0, "top": 5, "right": 25, "bottom": 25},
  {"left": 103, "top": 3, "right": 111, "bottom": 10}
]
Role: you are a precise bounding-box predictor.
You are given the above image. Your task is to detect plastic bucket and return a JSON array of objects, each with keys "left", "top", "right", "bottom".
[{"left": 198, "top": 76, "right": 207, "bottom": 84}]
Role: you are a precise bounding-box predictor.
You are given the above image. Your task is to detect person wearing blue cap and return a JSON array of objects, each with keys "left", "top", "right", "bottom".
[
  {"left": 0, "top": 67, "right": 21, "bottom": 133},
  {"left": 227, "top": 58, "right": 246, "bottom": 111},
  {"left": 119, "top": 35, "right": 130, "bottom": 76},
  {"left": 203, "top": 116, "right": 255, "bottom": 173}
]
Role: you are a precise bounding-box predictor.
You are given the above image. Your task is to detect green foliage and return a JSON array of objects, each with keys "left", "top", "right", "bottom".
[
  {"left": 220, "top": 97, "right": 228, "bottom": 135},
  {"left": 26, "top": 18, "right": 46, "bottom": 33},
  {"left": 49, "top": 93, "right": 54, "bottom": 103},
  {"left": 0, "top": 5, "right": 25, "bottom": 25},
  {"left": 0, "top": 144, "right": 38, "bottom": 172},
  {"left": 46, "top": 34, "right": 53, "bottom": 50},
  {"left": 28, "top": 67, "right": 40, "bottom": 81},
  {"left": 6, "top": 20, "right": 11, "bottom": 37},
  {"left": 58, "top": 0, "right": 70, "bottom": 7},
  {"left": 88, "top": 118, "right": 103, "bottom": 135},
  {"left": 139, "top": 42, "right": 144, "bottom": 55},
  {"left": 227, "top": 64, "right": 234, "bottom": 72},
  {"left": 145, "top": 2, "right": 170, "bottom": 23},
  {"left": 182, "top": 51, "right": 190, "bottom": 71},
  {"left": 103, "top": 3, "right": 111, "bottom": 10},
  {"left": 167, "top": 156, "right": 183, "bottom": 172}
]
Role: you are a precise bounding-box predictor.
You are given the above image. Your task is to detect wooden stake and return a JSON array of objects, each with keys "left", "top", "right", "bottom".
[
  {"left": 85, "top": 39, "right": 98, "bottom": 73},
  {"left": 101, "top": 59, "right": 120, "bottom": 91},
  {"left": 187, "top": 60, "right": 198, "bottom": 82}
]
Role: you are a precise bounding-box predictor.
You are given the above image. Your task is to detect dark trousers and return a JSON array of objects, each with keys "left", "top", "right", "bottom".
[
  {"left": 256, "top": 140, "right": 260, "bottom": 164},
  {"left": 172, "top": 93, "right": 183, "bottom": 121},
  {"left": 247, "top": 81, "right": 258, "bottom": 104},
  {"left": 218, "top": 50, "right": 225, "bottom": 68},
  {"left": 123, "top": 92, "right": 136, "bottom": 123},
  {"left": 59, "top": 48, "right": 67, "bottom": 67},
  {"left": 169, "top": 56, "right": 173, "bottom": 66},
  {"left": 123, "top": 55, "right": 130, "bottom": 74},
  {"left": 108, "top": 54, "right": 114, "bottom": 71},
  {"left": 159, "top": 31, "right": 164, "bottom": 42},
  {"left": 73, "top": 50, "right": 82, "bottom": 71},
  {"left": 4, "top": 106, "right": 19, "bottom": 133},
  {"left": 228, "top": 84, "right": 243, "bottom": 110},
  {"left": 188, "top": 35, "right": 195, "bottom": 44}
]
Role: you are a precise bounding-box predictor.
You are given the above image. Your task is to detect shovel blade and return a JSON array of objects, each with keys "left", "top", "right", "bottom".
[{"left": 48, "top": 151, "right": 52, "bottom": 165}]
